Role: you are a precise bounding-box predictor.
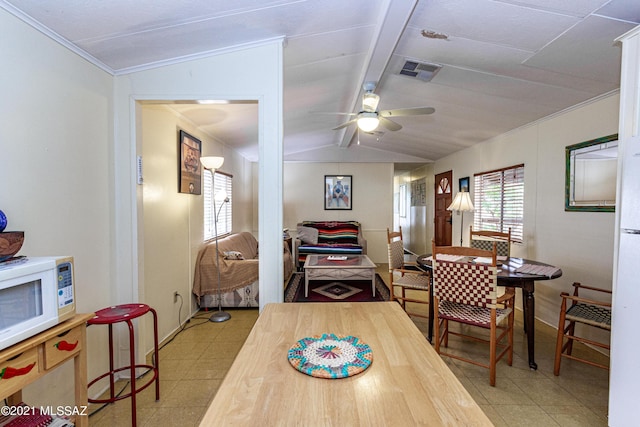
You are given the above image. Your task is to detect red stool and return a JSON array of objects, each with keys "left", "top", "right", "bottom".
[{"left": 87, "top": 304, "right": 159, "bottom": 427}]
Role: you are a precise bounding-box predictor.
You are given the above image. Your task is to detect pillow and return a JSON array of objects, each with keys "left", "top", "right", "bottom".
[
  {"left": 223, "top": 250, "right": 244, "bottom": 260},
  {"left": 297, "top": 226, "right": 319, "bottom": 245}
]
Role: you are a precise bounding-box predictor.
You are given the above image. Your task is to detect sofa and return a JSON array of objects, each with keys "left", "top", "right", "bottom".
[
  {"left": 294, "top": 221, "right": 367, "bottom": 268},
  {"left": 192, "top": 231, "right": 294, "bottom": 308}
]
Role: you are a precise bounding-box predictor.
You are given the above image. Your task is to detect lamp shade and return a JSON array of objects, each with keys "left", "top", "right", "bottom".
[
  {"left": 357, "top": 112, "right": 379, "bottom": 132},
  {"left": 214, "top": 189, "right": 229, "bottom": 202},
  {"left": 200, "top": 156, "right": 224, "bottom": 170},
  {"left": 447, "top": 191, "right": 474, "bottom": 212}
]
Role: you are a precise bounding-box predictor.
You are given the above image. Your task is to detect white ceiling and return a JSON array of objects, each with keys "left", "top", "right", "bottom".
[{"left": 3, "top": 0, "right": 639, "bottom": 165}]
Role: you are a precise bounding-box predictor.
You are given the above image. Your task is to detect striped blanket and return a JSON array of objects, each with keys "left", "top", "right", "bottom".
[{"left": 297, "top": 221, "right": 364, "bottom": 266}]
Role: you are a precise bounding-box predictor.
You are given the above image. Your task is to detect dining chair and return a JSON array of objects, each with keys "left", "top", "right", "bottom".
[
  {"left": 469, "top": 226, "right": 511, "bottom": 257},
  {"left": 554, "top": 282, "right": 611, "bottom": 375},
  {"left": 431, "top": 241, "right": 515, "bottom": 386},
  {"left": 386, "top": 227, "right": 430, "bottom": 320},
  {"left": 469, "top": 226, "right": 520, "bottom": 318}
]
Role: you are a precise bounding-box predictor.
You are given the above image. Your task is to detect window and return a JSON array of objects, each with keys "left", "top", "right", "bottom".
[
  {"left": 204, "top": 170, "right": 232, "bottom": 240},
  {"left": 473, "top": 164, "right": 524, "bottom": 242}
]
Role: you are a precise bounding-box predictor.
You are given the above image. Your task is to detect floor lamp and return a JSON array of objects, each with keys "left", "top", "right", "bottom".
[
  {"left": 447, "top": 191, "right": 474, "bottom": 246},
  {"left": 200, "top": 156, "right": 231, "bottom": 323}
]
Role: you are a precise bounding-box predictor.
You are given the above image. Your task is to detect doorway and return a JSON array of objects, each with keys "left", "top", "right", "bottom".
[{"left": 434, "top": 170, "right": 453, "bottom": 246}]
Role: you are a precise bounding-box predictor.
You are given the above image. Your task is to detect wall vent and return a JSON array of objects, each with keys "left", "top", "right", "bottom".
[{"left": 399, "top": 60, "right": 442, "bottom": 82}]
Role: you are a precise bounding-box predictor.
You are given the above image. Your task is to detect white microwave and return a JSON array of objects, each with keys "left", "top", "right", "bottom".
[{"left": 0, "top": 256, "right": 76, "bottom": 351}]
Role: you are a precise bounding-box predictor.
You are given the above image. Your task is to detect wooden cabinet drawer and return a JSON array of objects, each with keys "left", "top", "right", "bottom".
[
  {"left": 0, "top": 347, "right": 39, "bottom": 397},
  {"left": 43, "top": 325, "right": 82, "bottom": 370}
]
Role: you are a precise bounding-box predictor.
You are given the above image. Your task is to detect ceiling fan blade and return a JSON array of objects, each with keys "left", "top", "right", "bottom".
[
  {"left": 379, "top": 107, "right": 435, "bottom": 117},
  {"left": 379, "top": 116, "right": 402, "bottom": 131},
  {"left": 312, "top": 111, "right": 357, "bottom": 116},
  {"left": 332, "top": 118, "right": 357, "bottom": 130}
]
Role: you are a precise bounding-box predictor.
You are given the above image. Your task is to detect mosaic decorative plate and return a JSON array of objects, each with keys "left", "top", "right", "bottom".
[{"left": 287, "top": 333, "right": 373, "bottom": 379}]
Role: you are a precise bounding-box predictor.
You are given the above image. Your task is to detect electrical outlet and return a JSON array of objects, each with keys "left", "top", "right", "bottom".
[{"left": 173, "top": 291, "right": 179, "bottom": 303}]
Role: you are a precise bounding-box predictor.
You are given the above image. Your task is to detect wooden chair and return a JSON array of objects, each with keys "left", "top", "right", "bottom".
[
  {"left": 431, "top": 241, "right": 515, "bottom": 386},
  {"left": 469, "top": 226, "right": 511, "bottom": 257},
  {"left": 470, "top": 226, "right": 519, "bottom": 315},
  {"left": 554, "top": 282, "right": 611, "bottom": 375},
  {"left": 386, "top": 227, "right": 430, "bottom": 319}
]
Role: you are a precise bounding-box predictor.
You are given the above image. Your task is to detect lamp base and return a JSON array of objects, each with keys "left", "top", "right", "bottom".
[{"left": 209, "top": 310, "right": 231, "bottom": 323}]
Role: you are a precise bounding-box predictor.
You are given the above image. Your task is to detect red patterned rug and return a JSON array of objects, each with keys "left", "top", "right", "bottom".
[{"left": 284, "top": 273, "right": 390, "bottom": 303}]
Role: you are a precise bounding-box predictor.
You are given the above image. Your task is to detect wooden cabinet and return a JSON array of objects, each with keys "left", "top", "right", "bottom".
[{"left": 0, "top": 313, "right": 94, "bottom": 427}]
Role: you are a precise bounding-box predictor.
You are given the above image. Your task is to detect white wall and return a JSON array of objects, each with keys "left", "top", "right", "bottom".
[
  {"left": 0, "top": 9, "right": 113, "bottom": 406},
  {"left": 114, "top": 40, "right": 284, "bottom": 362},
  {"left": 140, "top": 105, "right": 253, "bottom": 340},
  {"left": 283, "top": 162, "right": 393, "bottom": 263},
  {"left": 393, "top": 165, "right": 435, "bottom": 256},
  {"left": 433, "top": 94, "right": 619, "bottom": 340}
]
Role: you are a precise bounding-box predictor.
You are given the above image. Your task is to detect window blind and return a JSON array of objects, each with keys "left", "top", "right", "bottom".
[
  {"left": 473, "top": 164, "right": 524, "bottom": 242},
  {"left": 204, "top": 170, "right": 232, "bottom": 240}
]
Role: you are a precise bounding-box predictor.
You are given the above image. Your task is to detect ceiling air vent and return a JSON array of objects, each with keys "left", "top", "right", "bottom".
[{"left": 399, "top": 60, "right": 441, "bottom": 82}]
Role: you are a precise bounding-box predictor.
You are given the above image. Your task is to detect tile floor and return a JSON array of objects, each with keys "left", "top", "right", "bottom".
[{"left": 89, "top": 266, "right": 610, "bottom": 426}]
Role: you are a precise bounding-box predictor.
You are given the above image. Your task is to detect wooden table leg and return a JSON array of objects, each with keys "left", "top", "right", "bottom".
[
  {"left": 428, "top": 273, "right": 434, "bottom": 343},
  {"left": 74, "top": 324, "right": 89, "bottom": 427},
  {"left": 521, "top": 280, "right": 537, "bottom": 370},
  {"left": 305, "top": 271, "right": 309, "bottom": 297},
  {"left": 371, "top": 269, "right": 376, "bottom": 297}
]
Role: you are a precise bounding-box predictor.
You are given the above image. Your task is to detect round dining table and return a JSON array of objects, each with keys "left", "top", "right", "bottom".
[{"left": 416, "top": 255, "right": 562, "bottom": 370}]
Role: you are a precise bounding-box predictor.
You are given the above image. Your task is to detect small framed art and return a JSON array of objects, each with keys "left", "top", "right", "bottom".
[
  {"left": 178, "top": 130, "right": 202, "bottom": 194},
  {"left": 459, "top": 176, "right": 470, "bottom": 192},
  {"left": 325, "top": 175, "right": 352, "bottom": 210}
]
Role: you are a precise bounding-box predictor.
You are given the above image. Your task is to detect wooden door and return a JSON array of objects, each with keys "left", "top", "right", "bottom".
[{"left": 434, "top": 170, "right": 453, "bottom": 246}]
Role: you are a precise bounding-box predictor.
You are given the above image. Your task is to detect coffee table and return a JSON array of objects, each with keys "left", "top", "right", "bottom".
[{"left": 303, "top": 254, "right": 376, "bottom": 298}]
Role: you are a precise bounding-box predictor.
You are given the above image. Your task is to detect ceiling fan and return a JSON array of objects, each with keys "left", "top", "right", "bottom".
[{"left": 332, "top": 82, "right": 435, "bottom": 133}]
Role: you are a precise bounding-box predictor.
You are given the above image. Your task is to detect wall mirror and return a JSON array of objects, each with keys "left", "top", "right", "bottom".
[{"left": 565, "top": 134, "right": 618, "bottom": 212}]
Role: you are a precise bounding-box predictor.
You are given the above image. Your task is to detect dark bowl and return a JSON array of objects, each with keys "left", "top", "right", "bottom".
[{"left": 0, "top": 231, "right": 24, "bottom": 262}]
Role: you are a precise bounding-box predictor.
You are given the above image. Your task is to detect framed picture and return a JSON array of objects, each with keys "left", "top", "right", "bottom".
[
  {"left": 325, "top": 175, "right": 352, "bottom": 210},
  {"left": 410, "top": 178, "right": 426, "bottom": 206},
  {"left": 178, "top": 130, "right": 202, "bottom": 194},
  {"left": 459, "top": 176, "right": 470, "bottom": 192}
]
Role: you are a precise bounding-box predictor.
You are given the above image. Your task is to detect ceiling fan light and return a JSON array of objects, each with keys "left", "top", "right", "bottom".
[
  {"left": 362, "top": 92, "right": 380, "bottom": 112},
  {"left": 357, "top": 113, "right": 379, "bottom": 132}
]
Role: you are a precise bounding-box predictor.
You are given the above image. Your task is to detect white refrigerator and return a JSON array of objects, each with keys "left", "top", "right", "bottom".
[
  {"left": 609, "top": 132, "right": 640, "bottom": 425},
  {"left": 609, "top": 22, "right": 640, "bottom": 426},
  {"left": 609, "top": 25, "right": 640, "bottom": 426}
]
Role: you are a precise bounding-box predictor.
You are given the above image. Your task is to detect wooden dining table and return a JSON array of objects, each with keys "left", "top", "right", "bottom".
[
  {"left": 417, "top": 255, "right": 562, "bottom": 370},
  {"left": 199, "top": 302, "right": 492, "bottom": 426}
]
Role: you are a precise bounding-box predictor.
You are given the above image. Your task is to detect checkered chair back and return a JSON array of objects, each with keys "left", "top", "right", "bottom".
[
  {"left": 433, "top": 260, "right": 498, "bottom": 308},
  {"left": 469, "top": 227, "right": 511, "bottom": 257},
  {"left": 387, "top": 240, "right": 405, "bottom": 270},
  {"left": 471, "top": 239, "right": 509, "bottom": 257}
]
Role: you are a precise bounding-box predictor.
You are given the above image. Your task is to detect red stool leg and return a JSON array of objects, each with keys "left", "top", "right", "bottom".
[
  {"left": 125, "top": 319, "right": 137, "bottom": 427},
  {"left": 108, "top": 323, "right": 115, "bottom": 401},
  {"left": 150, "top": 307, "right": 160, "bottom": 401}
]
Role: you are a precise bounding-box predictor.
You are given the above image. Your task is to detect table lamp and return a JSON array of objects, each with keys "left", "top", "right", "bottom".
[{"left": 447, "top": 191, "right": 474, "bottom": 246}]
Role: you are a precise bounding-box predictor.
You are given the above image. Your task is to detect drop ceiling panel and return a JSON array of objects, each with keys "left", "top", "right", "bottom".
[
  {"left": 414, "top": 66, "right": 592, "bottom": 111},
  {"left": 393, "top": 29, "right": 613, "bottom": 94},
  {"left": 284, "top": 26, "right": 374, "bottom": 68},
  {"left": 524, "top": 15, "right": 635, "bottom": 83},
  {"left": 7, "top": 1, "right": 300, "bottom": 42},
  {"left": 409, "top": 0, "right": 580, "bottom": 51},
  {"left": 396, "top": 26, "right": 533, "bottom": 68},
  {"left": 498, "top": 0, "right": 609, "bottom": 18},
  {"left": 595, "top": 0, "right": 640, "bottom": 22}
]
